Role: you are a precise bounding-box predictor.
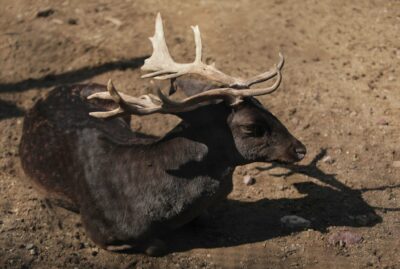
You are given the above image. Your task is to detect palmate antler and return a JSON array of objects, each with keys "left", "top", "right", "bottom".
[{"left": 88, "top": 13, "right": 284, "bottom": 118}]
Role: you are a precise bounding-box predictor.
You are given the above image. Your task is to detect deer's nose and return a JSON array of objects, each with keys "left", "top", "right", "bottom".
[{"left": 293, "top": 141, "right": 306, "bottom": 161}]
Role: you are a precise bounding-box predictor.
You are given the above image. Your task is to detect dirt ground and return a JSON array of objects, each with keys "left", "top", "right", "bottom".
[{"left": 1, "top": 0, "right": 399, "bottom": 268}]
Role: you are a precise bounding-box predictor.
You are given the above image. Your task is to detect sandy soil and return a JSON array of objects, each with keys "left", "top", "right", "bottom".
[{"left": 1, "top": 0, "right": 399, "bottom": 268}]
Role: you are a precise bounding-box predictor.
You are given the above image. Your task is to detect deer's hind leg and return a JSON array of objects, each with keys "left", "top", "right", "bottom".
[{"left": 79, "top": 207, "right": 167, "bottom": 256}]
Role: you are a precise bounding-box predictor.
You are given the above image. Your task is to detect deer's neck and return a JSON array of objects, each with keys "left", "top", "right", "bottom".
[{"left": 156, "top": 120, "right": 240, "bottom": 175}]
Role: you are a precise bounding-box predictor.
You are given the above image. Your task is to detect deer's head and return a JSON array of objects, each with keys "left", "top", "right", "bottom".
[
  {"left": 227, "top": 97, "right": 305, "bottom": 163},
  {"left": 88, "top": 13, "right": 306, "bottom": 164}
]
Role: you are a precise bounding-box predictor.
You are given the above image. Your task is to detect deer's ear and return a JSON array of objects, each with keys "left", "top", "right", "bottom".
[{"left": 170, "top": 77, "right": 222, "bottom": 97}]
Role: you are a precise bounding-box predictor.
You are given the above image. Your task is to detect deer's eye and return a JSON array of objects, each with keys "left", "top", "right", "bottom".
[{"left": 241, "top": 124, "right": 267, "bottom": 137}]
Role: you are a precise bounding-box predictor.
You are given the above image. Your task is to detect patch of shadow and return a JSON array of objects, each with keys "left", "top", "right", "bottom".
[
  {"left": 0, "top": 56, "right": 148, "bottom": 93},
  {"left": 161, "top": 148, "right": 399, "bottom": 253},
  {"left": 0, "top": 99, "right": 24, "bottom": 120}
]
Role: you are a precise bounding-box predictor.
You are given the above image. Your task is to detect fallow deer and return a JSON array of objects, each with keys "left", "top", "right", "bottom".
[{"left": 19, "top": 13, "right": 306, "bottom": 255}]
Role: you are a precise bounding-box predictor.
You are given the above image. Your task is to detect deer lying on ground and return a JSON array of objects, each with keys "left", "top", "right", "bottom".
[{"left": 19, "top": 13, "right": 306, "bottom": 255}]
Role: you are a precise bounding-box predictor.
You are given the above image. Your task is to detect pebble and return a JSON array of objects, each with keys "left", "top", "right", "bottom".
[
  {"left": 105, "top": 17, "right": 123, "bottom": 27},
  {"left": 73, "top": 241, "right": 85, "bottom": 250},
  {"left": 322, "top": 155, "right": 335, "bottom": 164},
  {"left": 280, "top": 215, "right": 311, "bottom": 229},
  {"left": 30, "top": 248, "right": 38, "bottom": 255},
  {"left": 376, "top": 118, "right": 389, "bottom": 126},
  {"left": 26, "top": 243, "right": 35, "bottom": 250},
  {"left": 328, "top": 230, "right": 362, "bottom": 246},
  {"left": 67, "top": 18, "right": 78, "bottom": 25},
  {"left": 289, "top": 108, "right": 297, "bottom": 116},
  {"left": 36, "top": 8, "right": 55, "bottom": 18},
  {"left": 91, "top": 248, "right": 99, "bottom": 256},
  {"left": 51, "top": 18, "right": 63, "bottom": 25},
  {"left": 243, "top": 175, "right": 255, "bottom": 185},
  {"left": 392, "top": 161, "right": 400, "bottom": 168}
]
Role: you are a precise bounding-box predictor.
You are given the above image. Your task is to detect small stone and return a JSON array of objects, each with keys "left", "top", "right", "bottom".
[
  {"left": 91, "top": 248, "right": 99, "bottom": 256},
  {"left": 366, "top": 261, "right": 373, "bottom": 267},
  {"left": 36, "top": 8, "right": 55, "bottom": 18},
  {"left": 289, "top": 108, "right": 297, "bottom": 116},
  {"left": 277, "top": 184, "right": 287, "bottom": 191},
  {"left": 376, "top": 118, "right": 389, "bottom": 126},
  {"left": 30, "top": 248, "right": 38, "bottom": 255},
  {"left": 322, "top": 155, "right": 335, "bottom": 164},
  {"left": 67, "top": 18, "right": 78, "bottom": 25},
  {"left": 26, "top": 243, "right": 35, "bottom": 250},
  {"left": 123, "top": 259, "right": 138, "bottom": 269},
  {"left": 392, "top": 161, "right": 400, "bottom": 168},
  {"left": 73, "top": 241, "right": 85, "bottom": 250},
  {"left": 105, "top": 17, "right": 123, "bottom": 27},
  {"left": 243, "top": 175, "right": 255, "bottom": 185},
  {"left": 280, "top": 215, "right": 311, "bottom": 229},
  {"left": 328, "top": 230, "right": 363, "bottom": 246},
  {"left": 51, "top": 18, "right": 63, "bottom": 25}
]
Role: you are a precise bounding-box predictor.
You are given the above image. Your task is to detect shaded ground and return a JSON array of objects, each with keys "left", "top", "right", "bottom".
[{"left": 1, "top": 0, "right": 400, "bottom": 268}]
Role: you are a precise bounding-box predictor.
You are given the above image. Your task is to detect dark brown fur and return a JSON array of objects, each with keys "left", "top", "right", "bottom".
[{"left": 19, "top": 82, "right": 306, "bottom": 255}]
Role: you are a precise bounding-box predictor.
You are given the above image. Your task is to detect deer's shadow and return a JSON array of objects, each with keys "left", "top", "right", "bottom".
[
  {"left": 166, "top": 149, "right": 398, "bottom": 252},
  {"left": 0, "top": 56, "right": 147, "bottom": 120},
  {"left": 0, "top": 56, "right": 147, "bottom": 94},
  {"left": 0, "top": 99, "right": 24, "bottom": 120}
]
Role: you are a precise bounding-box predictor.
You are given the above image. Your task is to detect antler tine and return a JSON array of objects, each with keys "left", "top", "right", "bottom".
[
  {"left": 157, "top": 64, "right": 282, "bottom": 108},
  {"left": 243, "top": 53, "right": 285, "bottom": 87},
  {"left": 141, "top": 13, "right": 283, "bottom": 90},
  {"left": 191, "top": 25, "right": 202, "bottom": 64},
  {"left": 141, "top": 13, "right": 177, "bottom": 74},
  {"left": 88, "top": 79, "right": 220, "bottom": 118},
  {"left": 88, "top": 13, "right": 285, "bottom": 119},
  {"left": 141, "top": 13, "right": 242, "bottom": 85},
  {"left": 88, "top": 80, "right": 166, "bottom": 118}
]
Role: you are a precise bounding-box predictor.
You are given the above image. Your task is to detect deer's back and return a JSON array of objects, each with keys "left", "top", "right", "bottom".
[{"left": 19, "top": 84, "right": 138, "bottom": 207}]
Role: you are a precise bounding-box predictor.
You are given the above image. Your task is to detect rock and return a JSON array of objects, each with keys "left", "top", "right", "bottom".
[
  {"left": 280, "top": 215, "right": 311, "bottom": 229},
  {"left": 36, "top": 8, "right": 55, "bottom": 18},
  {"left": 322, "top": 155, "right": 335, "bottom": 164},
  {"left": 51, "top": 18, "right": 63, "bottom": 25},
  {"left": 105, "top": 17, "right": 123, "bottom": 27},
  {"left": 91, "top": 248, "right": 99, "bottom": 256},
  {"left": 26, "top": 243, "right": 35, "bottom": 250},
  {"left": 123, "top": 259, "right": 138, "bottom": 269},
  {"left": 243, "top": 175, "right": 255, "bottom": 185},
  {"left": 328, "top": 230, "right": 362, "bottom": 246},
  {"left": 291, "top": 118, "right": 299, "bottom": 125},
  {"left": 376, "top": 118, "right": 389, "bottom": 126},
  {"left": 30, "top": 248, "right": 38, "bottom": 255},
  {"left": 73, "top": 241, "right": 85, "bottom": 250},
  {"left": 392, "top": 161, "right": 400, "bottom": 168},
  {"left": 289, "top": 108, "right": 297, "bottom": 116},
  {"left": 67, "top": 18, "right": 78, "bottom": 25}
]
